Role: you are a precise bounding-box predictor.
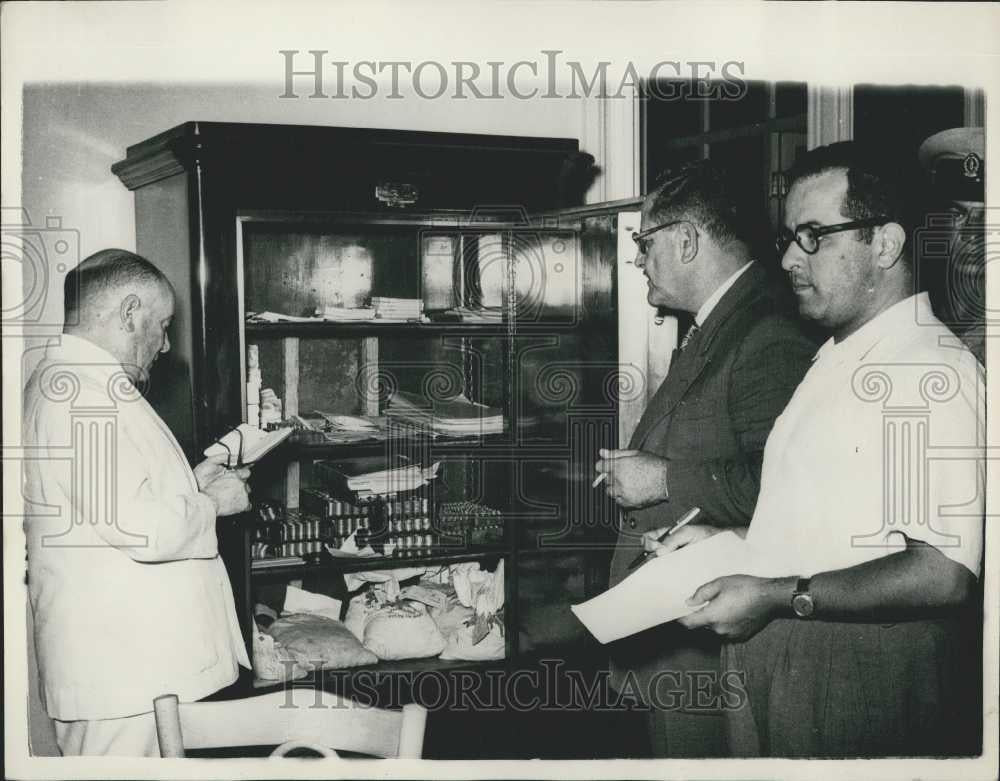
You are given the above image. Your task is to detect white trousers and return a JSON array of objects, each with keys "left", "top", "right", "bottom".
[{"left": 54, "top": 711, "right": 159, "bottom": 757}]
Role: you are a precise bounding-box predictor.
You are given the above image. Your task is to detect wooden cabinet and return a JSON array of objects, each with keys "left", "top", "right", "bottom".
[{"left": 113, "top": 122, "right": 635, "bottom": 694}]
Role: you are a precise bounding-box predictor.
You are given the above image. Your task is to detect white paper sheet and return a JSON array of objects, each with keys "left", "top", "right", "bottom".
[{"left": 570, "top": 531, "right": 779, "bottom": 644}]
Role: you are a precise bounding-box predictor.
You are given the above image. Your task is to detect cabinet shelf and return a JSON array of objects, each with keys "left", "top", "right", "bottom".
[
  {"left": 286, "top": 434, "right": 509, "bottom": 460},
  {"left": 283, "top": 433, "right": 579, "bottom": 461},
  {"left": 250, "top": 545, "right": 509, "bottom": 580},
  {"left": 246, "top": 656, "right": 511, "bottom": 694},
  {"left": 244, "top": 320, "right": 593, "bottom": 338},
  {"left": 245, "top": 320, "right": 514, "bottom": 338}
]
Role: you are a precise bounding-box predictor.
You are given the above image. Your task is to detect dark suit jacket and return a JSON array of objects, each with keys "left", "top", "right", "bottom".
[{"left": 608, "top": 262, "right": 815, "bottom": 709}]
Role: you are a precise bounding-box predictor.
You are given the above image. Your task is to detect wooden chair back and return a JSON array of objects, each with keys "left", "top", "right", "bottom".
[{"left": 153, "top": 688, "right": 427, "bottom": 759}]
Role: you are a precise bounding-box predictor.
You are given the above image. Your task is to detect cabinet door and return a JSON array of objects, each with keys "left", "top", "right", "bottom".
[{"left": 493, "top": 199, "right": 676, "bottom": 652}]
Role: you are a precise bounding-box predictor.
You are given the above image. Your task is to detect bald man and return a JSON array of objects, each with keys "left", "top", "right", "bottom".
[{"left": 23, "top": 249, "right": 252, "bottom": 756}]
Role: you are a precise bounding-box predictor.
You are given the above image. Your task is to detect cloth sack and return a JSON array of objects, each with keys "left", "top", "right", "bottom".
[
  {"left": 264, "top": 613, "right": 377, "bottom": 676},
  {"left": 363, "top": 600, "right": 446, "bottom": 660},
  {"left": 252, "top": 619, "right": 309, "bottom": 682}
]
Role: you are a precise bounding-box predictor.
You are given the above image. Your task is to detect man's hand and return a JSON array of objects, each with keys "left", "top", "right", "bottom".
[
  {"left": 201, "top": 469, "right": 252, "bottom": 516},
  {"left": 193, "top": 453, "right": 231, "bottom": 490},
  {"left": 677, "top": 574, "right": 794, "bottom": 641},
  {"left": 642, "top": 523, "right": 722, "bottom": 555},
  {"left": 595, "top": 448, "right": 668, "bottom": 508}
]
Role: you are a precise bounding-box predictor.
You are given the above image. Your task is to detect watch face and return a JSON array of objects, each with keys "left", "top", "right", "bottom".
[{"left": 792, "top": 593, "right": 814, "bottom": 618}]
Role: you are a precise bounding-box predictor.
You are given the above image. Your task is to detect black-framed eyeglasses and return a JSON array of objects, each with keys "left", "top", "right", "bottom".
[
  {"left": 214, "top": 426, "right": 245, "bottom": 468},
  {"left": 631, "top": 220, "right": 692, "bottom": 255},
  {"left": 776, "top": 216, "right": 892, "bottom": 256}
]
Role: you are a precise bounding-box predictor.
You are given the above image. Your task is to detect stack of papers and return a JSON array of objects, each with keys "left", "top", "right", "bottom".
[
  {"left": 307, "top": 412, "right": 388, "bottom": 444},
  {"left": 387, "top": 390, "right": 505, "bottom": 436},
  {"left": 314, "top": 412, "right": 381, "bottom": 433},
  {"left": 317, "top": 454, "right": 441, "bottom": 500},
  {"left": 441, "top": 306, "right": 504, "bottom": 323},
  {"left": 246, "top": 311, "right": 322, "bottom": 324},
  {"left": 318, "top": 306, "right": 377, "bottom": 322},
  {"left": 347, "top": 463, "right": 440, "bottom": 499},
  {"left": 373, "top": 297, "right": 423, "bottom": 320}
]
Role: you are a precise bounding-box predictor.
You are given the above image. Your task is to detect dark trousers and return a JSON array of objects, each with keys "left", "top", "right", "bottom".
[{"left": 610, "top": 623, "right": 728, "bottom": 758}]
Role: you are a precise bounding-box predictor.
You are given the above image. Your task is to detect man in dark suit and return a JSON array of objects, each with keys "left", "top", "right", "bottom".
[{"left": 596, "top": 160, "right": 815, "bottom": 757}]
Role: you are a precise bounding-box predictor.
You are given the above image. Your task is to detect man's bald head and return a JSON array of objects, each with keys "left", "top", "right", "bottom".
[
  {"left": 63, "top": 249, "right": 176, "bottom": 384},
  {"left": 64, "top": 249, "right": 171, "bottom": 327}
]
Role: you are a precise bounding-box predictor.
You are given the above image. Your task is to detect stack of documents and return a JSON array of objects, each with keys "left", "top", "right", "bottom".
[
  {"left": 314, "top": 412, "right": 381, "bottom": 434},
  {"left": 386, "top": 390, "right": 504, "bottom": 436},
  {"left": 246, "top": 311, "right": 322, "bottom": 324},
  {"left": 440, "top": 306, "right": 504, "bottom": 323},
  {"left": 318, "top": 306, "right": 377, "bottom": 322},
  {"left": 372, "top": 297, "right": 424, "bottom": 320},
  {"left": 317, "top": 454, "right": 441, "bottom": 501}
]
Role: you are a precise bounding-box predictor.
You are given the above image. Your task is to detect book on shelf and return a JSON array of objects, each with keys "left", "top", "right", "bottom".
[
  {"left": 204, "top": 424, "right": 293, "bottom": 466},
  {"left": 386, "top": 390, "right": 504, "bottom": 436}
]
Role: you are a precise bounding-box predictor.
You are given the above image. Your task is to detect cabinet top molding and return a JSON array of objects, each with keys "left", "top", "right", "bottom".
[{"left": 111, "top": 121, "right": 587, "bottom": 192}]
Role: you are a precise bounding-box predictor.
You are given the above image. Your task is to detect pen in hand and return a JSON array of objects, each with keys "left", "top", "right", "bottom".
[{"left": 627, "top": 506, "right": 702, "bottom": 570}]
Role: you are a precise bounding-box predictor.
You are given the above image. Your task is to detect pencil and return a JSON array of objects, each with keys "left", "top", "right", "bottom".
[{"left": 627, "top": 507, "right": 702, "bottom": 570}]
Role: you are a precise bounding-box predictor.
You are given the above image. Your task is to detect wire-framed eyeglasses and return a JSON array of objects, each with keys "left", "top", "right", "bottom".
[
  {"left": 213, "top": 426, "right": 245, "bottom": 468},
  {"left": 631, "top": 220, "right": 692, "bottom": 255},
  {"left": 775, "top": 216, "right": 892, "bottom": 256}
]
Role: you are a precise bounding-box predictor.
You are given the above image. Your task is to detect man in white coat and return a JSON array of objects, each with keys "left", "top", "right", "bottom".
[{"left": 23, "top": 249, "right": 252, "bottom": 756}]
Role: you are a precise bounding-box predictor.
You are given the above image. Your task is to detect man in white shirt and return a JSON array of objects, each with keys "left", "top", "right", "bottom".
[
  {"left": 23, "top": 249, "right": 253, "bottom": 756},
  {"left": 648, "top": 143, "right": 985, "bottom": 756}
]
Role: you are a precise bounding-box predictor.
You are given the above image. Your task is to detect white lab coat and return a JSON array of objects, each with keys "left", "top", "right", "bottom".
[{"left": 23, "top": 334, "right": 249, "bottom": 721}]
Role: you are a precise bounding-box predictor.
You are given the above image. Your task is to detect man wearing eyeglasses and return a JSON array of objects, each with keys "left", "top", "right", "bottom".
[
  {"left": 23, "top": 249, "right": 253, "bottom": 755},
  {"left": 598, "top": 160, "right": 815, "bottom": 757},
  {"left": 657, "top": 142, "right": 985, "bottom": 756}
]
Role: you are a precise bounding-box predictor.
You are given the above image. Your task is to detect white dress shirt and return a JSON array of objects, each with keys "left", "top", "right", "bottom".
[
  {"left": 23, "top": 334, "right": 250, "bottom": 721},
  {"left": 694, "top": 261, "right": 754, "bottom": 326},
  {"left": 747, "top": 293, "right": 984, "bottom": 578}
]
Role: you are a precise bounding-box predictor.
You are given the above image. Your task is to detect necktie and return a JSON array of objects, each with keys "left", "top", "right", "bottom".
[{"left": 679, "top": 323, "right": 700, "bottom": 351}]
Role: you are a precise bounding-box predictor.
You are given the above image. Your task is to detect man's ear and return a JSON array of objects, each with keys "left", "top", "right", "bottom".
[
  {"left": 678, "top": 222, "right": 700, "bottom": 265},
  {"left": 874, "top": 222, "right": 906, "bottom": 270},
  {"left": 120, "top": 294, "right": 141, "bottom": 332}
]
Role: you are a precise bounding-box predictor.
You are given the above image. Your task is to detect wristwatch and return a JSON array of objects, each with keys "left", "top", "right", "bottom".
[{"left": 791, "top": 577, "right": 815, "bottom": 619}]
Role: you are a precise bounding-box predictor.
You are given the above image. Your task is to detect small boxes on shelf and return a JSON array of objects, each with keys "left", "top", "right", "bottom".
[
  {"left": 251, "top": 505, "right": 370, "bottom": 563},
  {"left": 438, "top": 501, "right": 505, "bottom": 546}
]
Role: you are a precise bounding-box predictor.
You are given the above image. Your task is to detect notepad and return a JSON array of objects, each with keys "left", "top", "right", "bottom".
[
  {"left": 204, "top": 424, "right": 293, "bottom": 466},
  {"left": 570, "top": 532, "right": 780, "bottom": 645}
]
